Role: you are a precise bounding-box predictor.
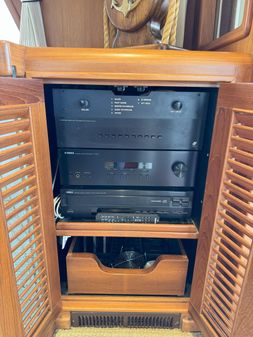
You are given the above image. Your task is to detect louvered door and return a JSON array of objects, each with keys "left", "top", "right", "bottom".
[
  {"left": 0, "top": 78, "right": 61, "bottom": 337},
  {"left": 190, "top": 83, "right": 253, "bottom": 337}
]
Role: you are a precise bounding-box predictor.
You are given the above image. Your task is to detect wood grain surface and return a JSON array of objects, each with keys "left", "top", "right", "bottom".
[
  {"left": 0, "top": 78, "right": 44, "bottom": 105},
  {"left": 40, "top": 0, "right": 104, "bottom": 48},
  {"left": 24, "top": 46, "right": 253, "bottom": 83},
  {"left": 56, "top": 221, "right": 199, "bottom": 239},
  {"left": 1, "top": 41, "right": 253, "bottom": 83},
  {"left": 190, "top": 97, "right": 234, "bottom": 314},
  {"left": 62, "top": 295, "right": 189, "bottom": 314},
  {"left": 191, "top": 83, "right": 253, "bottom": 337}
]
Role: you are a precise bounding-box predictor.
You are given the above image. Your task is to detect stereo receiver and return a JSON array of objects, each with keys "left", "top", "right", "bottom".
[
  {"left": 53, "top": 87, "right": 209, "bottom": 150},
  {"left": 59, "top": 149, "right": 198, "bottom": 188}
]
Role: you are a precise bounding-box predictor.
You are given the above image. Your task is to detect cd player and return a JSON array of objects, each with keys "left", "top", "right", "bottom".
[{"left": 61, "top": 189, "right": 194, "bottom": 220}]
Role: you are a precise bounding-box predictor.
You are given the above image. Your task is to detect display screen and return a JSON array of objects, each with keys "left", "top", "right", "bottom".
[{"left": 105, "top": 161, "right": 152, "bottom": 170}]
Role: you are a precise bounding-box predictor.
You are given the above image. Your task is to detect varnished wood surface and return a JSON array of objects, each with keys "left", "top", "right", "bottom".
[
  {"left": 24, "top": 47, "right": 253, "bottom": 83},
  {"left": 191, "top": 83, "right": 253, "bottom": 337},
  {"left": 1, "top": 41, "right": 253, "bottom": 83},
  {"left": 62, "top": 295, "right": 189, "bottom": 314},
  {"left": 196, "top": 0, "right": 217, "bottom": 49},
  {"left": 0, "top": 41, "right": 25, "bottom": 77},
  {"left": 40, "top": 0, "right": 104, "bottom": 48},
  {"left": 218, "top": 14, "right": 253, "bottom": 56},
  {"left": 55, "top": 312, "right": 71, "bottom": 330},
  {"left": 29, "top": 101, "right": 61, "bottom": 315},
  {"left": 181, "top": 314, "right": 200, "bottom": 333},
  {"left": 0, "top": 78, "right": 61, "bottom": 337},
  {"left": 67, "top": 238, "right": 188, "bottom": 295},
  {"left": 0, "top": 78, "right": 44, "bottom": 105},
  {"left": 197, "top": 0, "right": 253, "bottom": 50},
  {"left": 0, "top": 198, "right": 23, "bottom": 337},
  {"left": 56, "top": 221, "right": 199, "bottom": 239},
  {"left": 190, "top": 95, "right": 234, "bottom": 313}
]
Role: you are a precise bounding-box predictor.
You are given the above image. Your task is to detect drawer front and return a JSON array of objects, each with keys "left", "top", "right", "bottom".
[{"left": 66, "top": 238, "right": 188, "bottom": 295}]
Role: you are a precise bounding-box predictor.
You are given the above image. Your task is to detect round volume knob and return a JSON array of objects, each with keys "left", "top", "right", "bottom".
[
  {"left": 171, "top": 100, "right": 183, "bottom": 111},
  {"left": 80, "top": 99, "right": 90, "bottom": 109},
  {"left": 172, "top": 161, "right": 187, "bottom": 178}
]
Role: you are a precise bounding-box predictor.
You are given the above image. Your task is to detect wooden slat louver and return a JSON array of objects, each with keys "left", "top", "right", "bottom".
[
  {"left": 0, "top": 105, "right": 51, "bottom": 337},
  {"left": 201, "top": 108, "right": 253, "bottom": 337}
]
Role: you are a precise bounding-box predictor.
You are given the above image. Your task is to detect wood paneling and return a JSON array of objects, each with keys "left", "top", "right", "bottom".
[
  {"left": 196, "top": 0, "right": 218, "bottom": 49},
  {"left": 40, "top": 0, "right": 104, "bottom": 47},
  {"left": 4, "top": 0, "right": 21, "bottom": 27},
  {"left": 218, "top": 14, "right": 253, "bottom": 56},
  {"left": 197, "top": 0, "right": 253, "bottom": 51}
]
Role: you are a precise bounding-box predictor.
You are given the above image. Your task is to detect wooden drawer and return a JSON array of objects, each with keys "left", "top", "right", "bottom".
[{"left": 67, "top": 237, "right": 188, "bottom": 295}]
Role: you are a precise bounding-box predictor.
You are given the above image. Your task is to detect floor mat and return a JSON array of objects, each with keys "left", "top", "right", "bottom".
[{"left": 55, "top": 327, "right": 202, "bottom": 337}]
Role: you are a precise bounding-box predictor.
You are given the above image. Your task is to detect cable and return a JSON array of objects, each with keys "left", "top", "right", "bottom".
[{"left": 54, "top": 195, "right": 64, "bottom": 220}]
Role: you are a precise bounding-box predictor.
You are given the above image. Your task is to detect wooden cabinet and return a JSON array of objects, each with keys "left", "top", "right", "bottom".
[{"left": 1, "top": 41, "right": 253, "bottom": 337}]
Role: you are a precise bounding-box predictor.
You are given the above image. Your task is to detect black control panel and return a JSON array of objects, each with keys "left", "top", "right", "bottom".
[
  {"left": 53, "top": 87, "right": 209, "bottom": 150},
  {"left": 59, "top": 149, "right": 198, "bottom": 187},
  {"left": 61, "top": 189, "right": 194, "bottom": 220},
  {"left": 95, "top": 213, "right": 160, "bottom": 224}
]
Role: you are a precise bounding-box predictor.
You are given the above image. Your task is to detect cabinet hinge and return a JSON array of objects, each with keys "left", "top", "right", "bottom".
[{"left": 11, "top": 65, "right": 17, "bottom": 78}]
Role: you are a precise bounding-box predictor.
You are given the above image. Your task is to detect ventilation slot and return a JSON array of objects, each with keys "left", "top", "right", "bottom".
[
  {"left": 71, "top": 312, "right": 181, "bottom": 329},
  {"left": 201, "top": 108, "right": 253, "bottom": 337},
  {"left": 0, "top": 106, "right": 51, "bottom": 337}
]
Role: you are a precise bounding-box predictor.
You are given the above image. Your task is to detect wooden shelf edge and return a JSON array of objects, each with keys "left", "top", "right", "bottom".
[
  {"left": 61, "top": 295, "right": 190, "bottom": 314},
  {"left": 56, "top": 221, "right": 199, "bottom": 239}
]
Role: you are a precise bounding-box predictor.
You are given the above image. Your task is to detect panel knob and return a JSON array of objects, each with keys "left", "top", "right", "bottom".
[
  {"left": 171, "top": 100, "right": 183, "bottom": 111},
  {"left": 80, "top": 99, "right": 90, "bottom": 109},
  {"left": 172, "top": 162, "right": 187, "bottom": 178}
]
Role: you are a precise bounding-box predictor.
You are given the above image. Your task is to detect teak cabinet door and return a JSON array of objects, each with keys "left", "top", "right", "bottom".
[
  {"left": 190, "top": 83, "right": 253, "bottom": 337},
  {"left": 0, "top": 78, "right": 61, "bottom": 337}
]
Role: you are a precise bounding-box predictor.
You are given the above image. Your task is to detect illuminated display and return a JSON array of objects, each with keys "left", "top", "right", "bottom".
[{"left": 105, "top": 161, "right": 153, "bottom": 170}]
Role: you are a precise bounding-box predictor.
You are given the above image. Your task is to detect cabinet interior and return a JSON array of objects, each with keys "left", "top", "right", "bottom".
[{"left": 44, "top": 84, "right": 218, "bottom": 298}]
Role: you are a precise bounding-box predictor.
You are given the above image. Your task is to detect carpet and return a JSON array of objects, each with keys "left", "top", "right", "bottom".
[{"left": 55, "top": 328, "right": 202, "bottom": 337}]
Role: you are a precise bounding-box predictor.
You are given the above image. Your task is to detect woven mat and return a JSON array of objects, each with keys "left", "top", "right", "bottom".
[{"left": 55, "top": 328, "right": 202, "bottom": 337}]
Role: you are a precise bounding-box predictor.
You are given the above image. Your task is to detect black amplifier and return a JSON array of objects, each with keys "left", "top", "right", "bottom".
[
  {"left": 53, "top": 87, "right": 209, "bottom": 150},
  {"left": 59, "top": 149, "right": 198, "bottom": 188},
  {"left": 61, "top": 189, "right": 194, "bottom": 220}
]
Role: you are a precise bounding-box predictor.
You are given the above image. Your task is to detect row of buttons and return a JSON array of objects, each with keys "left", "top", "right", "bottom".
[
  {"left": 98, "top": 134, "right": 163, "bottom": 140},
  {"left": 96, "top": 215, "right": 159, "bottom": 223},
  {"left": 172, "top": 198, "right": 190, "bottom": 207},
  {"left": 107, "top": 173, "right": 151, "bottom": 179}
]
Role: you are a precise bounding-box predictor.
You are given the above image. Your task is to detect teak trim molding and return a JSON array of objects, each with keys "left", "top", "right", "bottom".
[
  {"left": 1, "top": 41, "right": 253, "bottom": 84},
  {"left": 197, "top": 0, "right": 253, "bottom": 50}
]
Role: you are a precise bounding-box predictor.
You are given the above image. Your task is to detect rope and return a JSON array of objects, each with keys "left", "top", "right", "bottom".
[
  {"left": 161, "top": 0, "right": 180, "bottom": 46},
  {"left": 103, "top": 2, "right": 110, "bottom": 48},
  {"left": 104, "top": 1, "right": 117, "bottom": 48}
]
